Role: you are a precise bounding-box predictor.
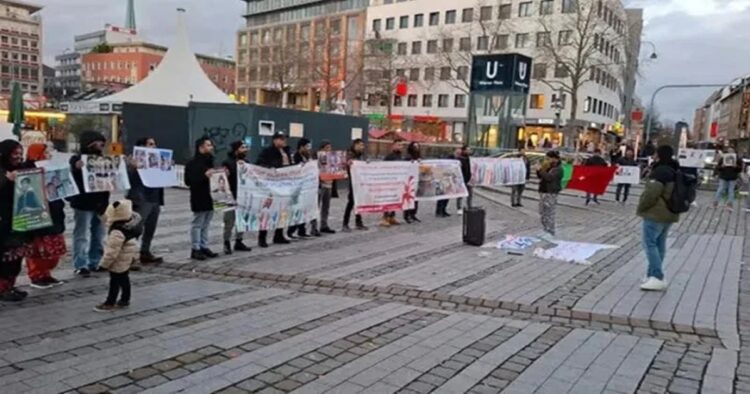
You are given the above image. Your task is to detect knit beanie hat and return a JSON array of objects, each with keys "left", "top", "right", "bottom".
[{"left": 105, "top": 199, "right": 133, "bottom": 224}]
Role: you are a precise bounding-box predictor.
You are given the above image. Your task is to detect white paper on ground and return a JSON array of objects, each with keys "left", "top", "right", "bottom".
[{"left": 533, "top": 240, "right": 618, "bottom": 265}]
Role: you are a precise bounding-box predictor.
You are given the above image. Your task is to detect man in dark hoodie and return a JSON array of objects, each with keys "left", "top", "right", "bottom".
[
  {"left": 68, "top": 131, "right": 110, "bottom": 278},
  {"left": 126, "top": 137, "right": 165, "bottom": 266},
  {"left": 584, "top": 149, "right": 608, "bottom": 205},
  {"left": 537, "top": 150, "right": 563, "bottom": 236},
  {"left": 256, "top": 132, "right": 294, "bottom": 247},
  {"left": 637, "top": 145, "right": 680, "bottom": 291},
  {"left": 455, "top": 145, "right": 472, "bottom": 215},
  {"left": 185, "top": 137, "right": 218, "bottom": 261},
  {"left": 381, "top": 141, "right": 403, "bottom": 226},
  {"left": 221, "top": 141, "right": 252, "bottom": 255},
  {"left": 343, "top": 138, "right": 368, "bottom": 231},
  {"left": 615, "top": 147, "right": 638, "bottom": 204}
]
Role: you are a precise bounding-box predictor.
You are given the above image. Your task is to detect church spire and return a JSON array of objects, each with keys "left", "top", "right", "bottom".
[{"left": 125, "top": 0, "right": 136, "bottom": 31}]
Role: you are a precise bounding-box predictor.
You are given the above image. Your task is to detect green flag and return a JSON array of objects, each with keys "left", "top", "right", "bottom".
[
  {"left": 561, "top": 163, "right": 573, "bottom": 189},
  {"left": 7, "top": 82, "right": 24, "bottom": 138}
]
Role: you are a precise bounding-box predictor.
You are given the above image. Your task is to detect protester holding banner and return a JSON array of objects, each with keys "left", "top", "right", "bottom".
[
  {"left": 342, "top": 138, "right": 368, "bottom": 232},
  {"left": 312, "top": 140, "right": 337, "bottom": 235},
  {"left": 455, "top": 146, "right": 472, "bottom": 215},
  {"left": 584, "top": 150, "right": 609, "bottom": 205},
  {"left": 126, "top": 138, "right": 165, "bottom": 265},
  {"left": 714, "top": 147, "right": 743, "bottom": 210},
  {"left": 381, "top": 141, "right": 403, "bottom": 227},
  {"left": 221, "top": 141, "right": 252, "bottom": 254},
  {"left": 256, "top": 132, "right": 294, "bottom": 247},
  {"left": 68, "top": 131, "right": 110, "bottom": 278},
  {"left": 614, "top": 147, "right": 638, "bottom": 204},
  {"left": 511, "top": 148, "right": 531, "bottom": 207},
  {"left": 0, "top": 140, "right": 32, "bottom": 301},
  {"left": 289, "top": 138, "right": 314, "bottom": 238},
  {"left": 185, "top": 137, "right": 219, "bottom": 260},
  {"left": 24, "top": 143, "right": 66, "bottom": 289},
  {"left": 404, "top": 142, "right": 422, "bottom": 224},
  {"left": 537, "top": 151, "right": 563, "bottom": 236}
]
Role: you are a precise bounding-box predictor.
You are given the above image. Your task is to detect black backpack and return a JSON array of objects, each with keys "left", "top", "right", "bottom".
[{"left": 666, "top": 170, "right": 697, "bottom": 214}]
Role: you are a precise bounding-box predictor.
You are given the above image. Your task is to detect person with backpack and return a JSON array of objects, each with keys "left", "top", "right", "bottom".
[
  {"left": 636, "top": 145, "right": 685, "bottom": 291},
  {"left": 713, "top": 147, "right": 742, "bottom": 211}
]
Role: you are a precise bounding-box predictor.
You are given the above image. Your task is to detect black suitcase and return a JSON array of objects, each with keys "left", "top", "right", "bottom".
[{"left": 463, "top": 207, "right": 486, "bottom": 246}]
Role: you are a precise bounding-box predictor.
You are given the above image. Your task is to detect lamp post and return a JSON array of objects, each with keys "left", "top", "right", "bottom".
[
  {"left": 644, "top": 84, "right": 727, "bottom": 143},
  {"left": 642, "top": 41, "right": 658, "bottom": 60}
]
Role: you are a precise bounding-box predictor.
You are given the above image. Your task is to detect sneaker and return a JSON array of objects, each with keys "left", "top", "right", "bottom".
[
  {"left": 274, "top": 238, "right": 291, "bottom": 245},
  {"left": 457, "top": 209, "right": 463, "bottom": 216},
  {"left": 640, "top": 277, "right": 668, "bottom": 291},
  {"left": 11, "top": 288, "right": 27, "bottom": 298},
  {"left": 29, "top": 280, "right": 53, "bottom": 290},
  {"left": 321, "top": 227, "right": 336, "bottom": 234},
  {"left": 411, "top": 217, "right": 421, "bottom": 223},
  {"left": 379, "top": 218, "right": 392, "bottom": 227},
  {"left": 0, "top": 290, "right": 25, "bottom": 302},
  {"left": 342, "top": 225, "right": 352, "bottom": 233},
  {"left": 92, "top": 266, "right": 107, "bottom": 273},
  {"left": 224, "top": 241, "right": 233, "bottom": 255},
  {"left": 258, "top": 239, "right": 269, "bottom": 248},
  {"left": 356, "top": 224, "right": 369, "bottom": 231},
  {"left": 140, "top": 252, "right": 164, "bottom": 264},
  {"left": 234, "top": 240, "right": 252, "bottom": 252},
  {"left": 201, "top": 248, "right": 219, "bottom": 258},
  {"left": 404, "top": 217, "right": 413, "bottom": 224},
  {"left": 442, "top": 212, "right": 451, "bottom": 217},
  {"left": 116, "top": 302, "right": 130, "bottom": 309},
  {"left": 75, "top": 268, "right": 91, "bottom": 278},
  {"left": 311, "top": 229, "right": 322, "bottom": 237},
  {"left": 93, "top": 304, "right": 117, "bottom": 313},
  {"left": 190, "top": 249, "right": 207, "bottom": 261},
  {"left": 43, "top": 277, "right": 64, "bottom": 286}
]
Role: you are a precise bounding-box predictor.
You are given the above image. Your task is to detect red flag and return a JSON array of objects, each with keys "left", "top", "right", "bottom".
[{"left": 565, "top": 166, "right": 617, "bottom": 195}]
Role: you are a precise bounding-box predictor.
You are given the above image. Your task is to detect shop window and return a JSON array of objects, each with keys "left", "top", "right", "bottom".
[{"left": 529, "top": 94, "right": 545, "bottom": 109}]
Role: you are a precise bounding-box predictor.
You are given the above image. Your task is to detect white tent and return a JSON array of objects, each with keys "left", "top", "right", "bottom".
[{"left": 97, "top": 8, "right": 235, "bottom": 108}]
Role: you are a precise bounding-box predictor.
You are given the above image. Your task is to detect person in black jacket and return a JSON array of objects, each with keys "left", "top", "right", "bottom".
[
  {"left": 511, "top": 148, "right": 531, "bottom": 207},
  {"left": 381, "top": 141, "right": 403, "bottom": 226},
  {"left": 68, "top": 131, "right": 110, "bottom": 278},
  {"left": 455, "top": 145, "right": 472, "bottom": 215},
  {"left": 713, "top": 147, "right": 743, "bottom": 210},
  {"left": 343, "top": 138, "right": 367, "bottom": 231},
  {"left": 185, "top": 137, "right": 219, "bottom": 260},
  {"left": 0, "top": 140, "right": 32, "bottom": 301},
  {"left": 404, "top": 142, "right": 422, "bottom": 223},
  {"left": 537, "top": 150, "right": 563, "bottom": 236},
  {"left": 221, "top": 141, "right": 252, "bottom": 255},
  {"left": 256, "top": 132, "right": 294, "bottom": 247},
  {"left": 126, "top": 137, "right": 166, "bottom": 266},
  {"left": 289, "top": 138, "right": 313, "bottom": 238},
  {"left": 615, "top": 147, "right": 637, "bottom": 204},
  {"left": 584, "top": 150, "right": 608, "bottom": 205}
]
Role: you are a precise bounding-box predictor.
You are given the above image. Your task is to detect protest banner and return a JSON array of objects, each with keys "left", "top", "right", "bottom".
[
  {"left": 35, "top": 160, "right": 80, "bottom": 201},
  {"left": 469, "top": 158, "right": 527, "bottom": 186},
  {"left": 12, "top": 168, "right": 53, "bottom": 232},
  {"left": 235, "top": 162, "right": 319, "bottom": 232},
  {"left": 677, "top": 149, "right": 708, "bottom": 168},
  {"left": 209, "top": 170, "right": 235, "bottom": 211},
  {"left": 613, "top": 165, "right": 641, "bottom": 185},
  {"left": 134, "top": 147, "right": 177, "bottom": 188},
  {"left": 318, "top": 151, "right": 348, "bottom": 181},
  {"left": 81, "top": 155, "right": 130, "bottom": 192},
  {"left": 351, "top": 161, "right": 418, "bottom": 213},
  {"left": 416, "top": 159, "right": 469, "bottom": 201}
]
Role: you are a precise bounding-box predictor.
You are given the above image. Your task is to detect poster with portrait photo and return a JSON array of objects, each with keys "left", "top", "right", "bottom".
[
  {"left": 133, "top": 147, "right": 177, "bottom": 188},
  {"left": 209, "top": 169, "right": 235, "bottom": 211},
  {"left": 259, "top": 120, "right": 275, "bottom": 136},
  {"left": 81, "top": 154, "right": 131, "bottom": 193},
  {"left": 35, "top": 160, "right": 80, "bottom": 201},
  {"left": 12, "top": 168, "right": 53, "bottom": 232}
]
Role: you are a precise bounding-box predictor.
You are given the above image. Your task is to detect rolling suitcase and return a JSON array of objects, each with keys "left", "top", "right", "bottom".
[{"left": 463, "top": 207, "right": 486, "bottom": 246}]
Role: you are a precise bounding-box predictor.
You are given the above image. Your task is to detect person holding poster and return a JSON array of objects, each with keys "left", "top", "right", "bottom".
[
  {"left": 68, "top": 131, "right": 110, "bottom": 278},
  {"left": 584, "top": 150, "right": 609, "bottom": 205},
  {"left": 615, "top": 147, "right": 638, "bottom": 204},
  {"left": 714, "top": 147, "right": 742, "bottom": 210},
  {"left": 510, "top": 148, "right": 531, "bottom": 207},
  {"left": 290, "top": 138, "right": 314, "bottom": 238},
  {"left": 312, "top": 140, "right": 337, "bottom": 235},
  {"left": 403, "top": 142, "right": 422, "bottom": 224},
  {"left": 221, "top": 141, "right": 252, "bottom": 254},
  {"left": 185, "top": 137, "right": 219, "bottom": 260},
  {"left": 381, "top": 141, "right": 403, "bottom": 227},
  {"left": 537, "top": 151, "right": 563, "bottom": 236},
  {"left": 455, "top": 146, "right": 473, "bottom": 215},
  {"left": 23, "top": 144, "right": 66, "bottom": 289},
  {"left": 0, "top": 140, "right": 33, "bottom": 301},
  {"left": 342, "top": 138, "right": 368, "bottom": 232},
  {"left": 126, "top": 138, "right": 165, "bottom": 265},
  {"left": 256, "top": 132, "right": 294, "bottom": 247}
]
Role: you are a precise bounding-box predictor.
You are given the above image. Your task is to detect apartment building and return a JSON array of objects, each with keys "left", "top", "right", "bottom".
[{"left": 0, "top": 0, "right": 43, "bottom": 97}]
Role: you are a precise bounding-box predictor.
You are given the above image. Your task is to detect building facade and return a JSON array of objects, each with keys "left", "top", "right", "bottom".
[
  {"left": 694, "top": 80, "right": 750, "bottom": 153},
  {"left": 0, "top": 0, "right": 43, "bottom": 97},
  {"left": 236, "top": 0, "right": 368, "bottom": 111},
  {"left": 80, "top": 41, "right": 236, "bottom": 94},
  {"left": 363, "top": 0, "right": 639, "bottom": 147}
]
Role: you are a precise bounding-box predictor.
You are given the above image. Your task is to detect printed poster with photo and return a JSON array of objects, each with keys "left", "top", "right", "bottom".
[
  {"left": 35, "top": 160, "right": 80, "bottom": 201},
  {"left": 12, "top": 168, "right": 53, "bottom": 232},
  {"left": 469, "top": 158, "right": 527, "bottom": 186},
  {"left": 416, "top": 160, "right": 469, "bottom": 201},
  {"left": 133, "top": 147, "right": 177, "bottom": 188},
  {"left": 613, "top": 165, "right": 641, "bottom": 185},
  {"left": 677, "top": 149, "right": 707, "bottom": 168},
  {"left": 722, "top": 153, "right": 737, "bottom": 167},
  {"left": 235, "top": 162, "right": 320, "bottom": 232},
  {"left": 350, "top": 161, "right": 419, "bottom": 214},
  {"left": 318, "top": 151, "right": 348, "bottom": 181},
  {"left": 209, "top": 169, "right": 235, "bottom": 211},
  {"left": 81, "top": 155, "right": 131, "bottom": 192},
  {"left": 259, "top": 120, "right": 275, "bottom": 136}
]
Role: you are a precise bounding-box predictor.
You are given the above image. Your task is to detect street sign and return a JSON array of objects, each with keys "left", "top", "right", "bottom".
[{"left": 470, "top": 53, "right": 532, "bottom": 93}]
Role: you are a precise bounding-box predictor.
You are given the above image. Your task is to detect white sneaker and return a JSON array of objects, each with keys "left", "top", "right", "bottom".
[
  {"left": 640, "top": 277, "right": 668, "bottom": 291},
  {"left": 457, "top": 209, "right": 463, "bottom": 216}
]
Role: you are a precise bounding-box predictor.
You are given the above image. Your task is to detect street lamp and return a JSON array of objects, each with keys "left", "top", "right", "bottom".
[
  {"left": 644, "top": 84, "right": 727, "bottom": 143},
  {"left": 642, "top": 41, "right": 658, "bottom": 60}
]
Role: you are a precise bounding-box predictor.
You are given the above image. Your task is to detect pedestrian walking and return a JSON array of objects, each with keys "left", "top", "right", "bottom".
[
  {"left": 126, "top": 138, "right": 165, "bottom": 266},
  {"left": 615, "top": 147, "right": 637, "bottom": 204},
  {"left": 185, "top": 137, "right": 219, "bottom": 260},
  {"left": 343, "top": 139, "right": 368, "bottom": 232},
  {"left": 455, "top": 145, "right": 472, "bottom": 215},
  {"left": 584, "top": 150, "right": 608, "bottom": 205},
  {"left": 290, "top": 138, "right": 313, "bottom": 238},
  {"left": 221, "top": 141, "right": 252, "bottom": 254},
  {"left": 68, "top": 131, "right": 110, "bottom": 278},
  {"left": 537, "top": 151, "right": 563, "bottom": 236},
  {"left": 0, "top": 140, "right": 31, "bottom": 302},
  {"left": 713, "top": 147, "right": 742, "bottom": 211},
  {"left": 511, "top": 148, "right": 531, "bottom": 207},
  {"left": 256, "top": 132, "right": 294, "bottom": 247},
  {"left": 24, "top": 143, "right": 66, "bottom": 289},
  {"left": 404, "top": 142, "right": 422, "bottom": 224},
  {"left": 93, "top": 199, "right": 143, "bottom": 312},
  {"left": 381, "top": 141, "right": 403, "bottom": 226},
  {"left": 637, "top": 145, "right": 681, "bottom": 291},
  {"left": 312, "top": 140, "right": 337, "bottom": 235}
]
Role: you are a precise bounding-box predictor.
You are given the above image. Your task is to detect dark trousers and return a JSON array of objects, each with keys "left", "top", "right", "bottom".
[
  {"left": 585, "top": 193, "right": 600, "bottom": 204},
  {"left": 436, "top": 200, "right": 449, "bottom": 215},
  {"left": 405, "top": 201, "right": 419, "bottom": 220},
  {"left": 0, "top": 258, "right": 22, "bottom": 292},
  {"left": 343, "top": 188, "right": 362, "bottom": 227},
  {"left": 511, "top": 184, "right": 526, "bottom": 205},
  {"left": 259, "top": 229, "right": 285, "bottom": 244},
  {"left": 104, "top": 271, "right": 130, "bottom": 306},
  {"left": 135, "top": 202, "right": 160, "bottom": 254},
  {"left": 616, "top": 184, "right": 631, "bottom": 202}
]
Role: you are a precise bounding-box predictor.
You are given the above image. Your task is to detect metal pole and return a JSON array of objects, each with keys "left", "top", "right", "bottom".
[{"left": 644, "top": 84, "right": 728, "bottom": 143}]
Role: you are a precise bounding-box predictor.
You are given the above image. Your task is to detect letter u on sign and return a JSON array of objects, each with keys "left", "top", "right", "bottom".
[
  {"left": 518, "top": 62, "right": 527, "bottom": 80},
  {"left": 486, "top": 62, "right": 498, "bottom": 79}
]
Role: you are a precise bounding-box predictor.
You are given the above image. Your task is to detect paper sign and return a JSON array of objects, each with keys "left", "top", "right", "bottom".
[
  {"left": 613, "top": 165, "right": 640, "bottom": 185},
  {"left": 289, "top": 123, "right": 304, "bottom": 138},
  {"left": 416, "top": 160, "right": 469, "bottom": 201},
  {"left": 722, "top": 153, "right": 737, "bottom": 167},
  {"left": 209, "top": 170, "right": 235, "bottom": 211},
  {"left": 351, "top": 127, "right": 363, "bottom": 140},
  {"left": 351, "top": 161, "right": 418, "bottom": 214},
  {"left": 12, "top": 168, "right": 53, "bottom": 232},
  {"left": 81, "top": 155, "right": 131, "bottom": 192},
  {"left": 134, "top": 147, "right": 177, "bottom": 188},
  {"left": 259, "top": 120, "right": 275, "bottom": 136},
  {"left": 470, "top": 158, "right": 527, "bottom": 186},
  {"left": 677, "top": 149, "right": 708, "bottom": 168},
  {"left": 318, "top": 151, "right": 348, "bottom": 181},
  {"left": 35, "top": 160, "right": 80, "bottom": 201}
]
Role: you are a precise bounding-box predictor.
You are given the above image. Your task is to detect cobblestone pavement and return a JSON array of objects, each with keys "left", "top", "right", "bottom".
[{"left": 1, "top": 188, "right": 748, "bottom": 394}]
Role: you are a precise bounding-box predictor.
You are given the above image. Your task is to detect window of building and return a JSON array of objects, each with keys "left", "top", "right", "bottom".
[
  {"left": 454, "top": 94, "right": 466, "bottom": 108},
  {"left": 519, "top": 2, "right": 532, "bottom": 17},
  {"left": 408, "top": 94, "right": 418, "bottom": 107},
  {"left": 529, "top": 94, "right": 545, "bottom": 109},
  {"left": 427, "top": 40, "right": 438, "bottom": 53},
  {"left": 386, "top": 17, "right": 395, "bottom": 30},
  {"left": 409, "top": 68, "right": 420, "bottom": 81},
  {"left": 445, "top": 10, "right": 456, "bottom": 24},
  {"left": 397, "top": 42, "right": 407, "bottom": 55},
  {"left": 462, "top": 8, "right": 473, "bottom": 23},
  {"left": 300, "top": 24, "right": 310, "bottom": 40},
  {"left": 330, "top": 19, "right": 342, "bottom": 35},
  {"left": 515, "top": 33, "right": 529, "bottom": 48},
  {"left": 477, "top": 35, "right": 489, "bottom": 50},
  {"left": 457, "top": 66, "right": 469, "bottom": 80},
  {"left": 396, "top": 68, "right": 406, "bottom": 78},
  {"left": 372, "top": 19, "right": 381, "bottom": 32},
  {"left": 494, "top": 34, "right": 509, "bottom": 50},
  {"left": 555, "top": 63, "right": 569, "bottom": 78},
  {"left": 274, "top": 28, "right": 283, "bottom": 42},
  {"left": 443, "top": 38, "right": 453, "bottom": 52},
  {"left": 412, "top": 41, "right": 422, "bottom": 54},
  {"left": 562, "top": 0, "right": 577, "bottom": 13},
  {"left": 440, "top": 67, "right": 451, "bottom": 80},
  {"left": 536, "top": 32, "right": 551, "bottom": 47},
  {"left": 438, "top": 94, "right": 449, "bottom": 107},
  {"left": 429, "top": 12, "right": 439, "bottom": 26},
  {"left": 479, "top": 6, "right": 493, "bottom": 21},
  {"left": 540, "top": 0, "right": 554, "bottom": 15},
  {"left": 423, "top": 94, "right": 433, "bottom": 107},
  {"left": 414, "top": 14, "right": 424, "bottom": 27},
  {"left": 394, "top": 95, "right": 402, "bottom": 107},
  {"left": 532, "top": 63, "right": 547, "bottom": 79},
  {"left": 424, "top": 67, "right": 435, "bottom": 80},
  {"left": 399, "top": 15, "right": 409, "bottom": 28},
  {"left": 558, "top": 30, "right": 573, "bottom": 45},
  {"left": 459, "top": 37, "right": 471, "bottom": 51}
]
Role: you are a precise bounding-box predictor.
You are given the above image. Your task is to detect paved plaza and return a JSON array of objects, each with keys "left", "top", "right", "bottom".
[{"left": 1, "top": 188, "right": 749, "bottom": 394}]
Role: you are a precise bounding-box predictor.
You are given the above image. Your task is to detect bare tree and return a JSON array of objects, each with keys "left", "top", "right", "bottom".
[
  {"left": 311, "top": 31, "right": 365, "bottom": 113},
  {"left": 362, "top": 36, "right": 403, "bottom": 126},
  {"left": 268, "top": 42, "right": 306, "bottom": 108}
]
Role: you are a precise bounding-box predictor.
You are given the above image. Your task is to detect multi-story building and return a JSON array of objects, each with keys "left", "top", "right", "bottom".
[
  {"left": 363, "top": 0, "right": 640, "bottom": 147},
  {"left": 236, "top": 0, "right": 368, "bottom": 111},
  {"left": 81, "top": 41, "right": 236, "bottom": 94},
  {"left": 0, "top": 0, "right": 43, "bottom": 97}
]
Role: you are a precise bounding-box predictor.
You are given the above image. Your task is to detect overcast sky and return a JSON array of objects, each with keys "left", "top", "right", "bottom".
[{"left": 34, "top": 0, "right": 750, "bottom": 126}]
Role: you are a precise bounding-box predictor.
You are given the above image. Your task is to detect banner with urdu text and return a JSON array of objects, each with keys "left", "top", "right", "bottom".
[
  {"left": 235, "top": 162, "right": 319, "bottom": 232},
  {"left": 351, "top": 161, "right": 418, "bottom": 214},
  {"left": 416, "top": 160, "right": 469, "bottom": 201},
  {"left": 469, "top": 158, "right": 527, "bottom": 186}
]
